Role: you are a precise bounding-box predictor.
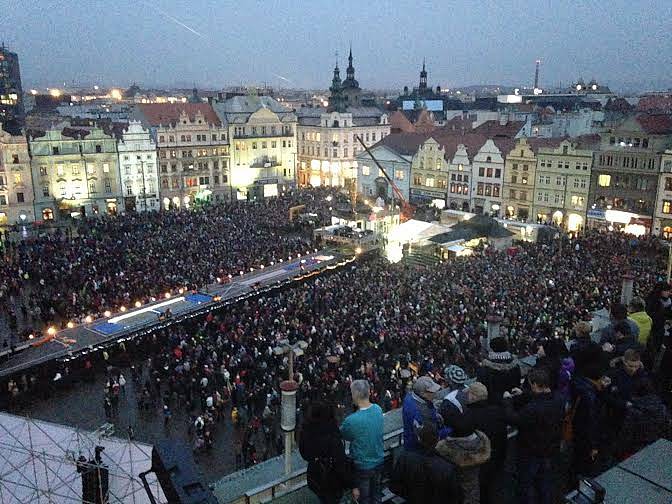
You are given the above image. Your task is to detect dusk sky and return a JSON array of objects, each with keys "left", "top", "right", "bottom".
[{"left": 4, "top": 0, "right": 672, "bottom": 91}]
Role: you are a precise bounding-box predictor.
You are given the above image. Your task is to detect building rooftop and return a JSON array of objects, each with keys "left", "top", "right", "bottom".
[{"left": 135, "top": 103, "right": 222, "bottom": 127}]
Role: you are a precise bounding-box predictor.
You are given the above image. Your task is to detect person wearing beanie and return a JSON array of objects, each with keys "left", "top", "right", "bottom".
[
  {"left": 440, "top": 365, "right": 470, "bottom": 425},
  {"left": 465, "top": 382, "right": 508, "bottom": 504},
  {"left": 476, "top": 338, "right": 521, "bottom": 404}
]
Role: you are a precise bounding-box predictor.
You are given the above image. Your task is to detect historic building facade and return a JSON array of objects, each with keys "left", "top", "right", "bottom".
[
  {"left": 297, "top": 52, "right": 389, "bottom": 188},
  {"left": 0, "top": 124, "right": 33, "bottom": 224},
  {"left": 502, "top": 137, "right": 537, "bottom": 222},
  {"left": 655, "top": 149, "right": 672, "bottom": 237},
  {"left": 409, "top": 137, "right": 449, "bottom": 204},
  {"left": 135, "top": 103, "right": 230, "bottom": 208},
  {"left": 472, "top": 139, "right": 509, "bottom": 216},
  {"left": 214, "top": 95, "right": 296, "bottom": 198},
  {"left": 117, "top": 120, "right": 160, "bottom": 212},
  {"left": 29, "top": 123, "right": 123, "bottom": 220},
  {"left": 589, "top": 114, "right": 671, "bottom": 233},
  {"left": 534, "top": 139, "right": 593, "bottom": 231}
]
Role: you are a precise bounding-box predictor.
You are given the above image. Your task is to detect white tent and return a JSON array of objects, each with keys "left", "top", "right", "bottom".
[{"left": 0, "top": 412, "right": 164, "bottom": 504}]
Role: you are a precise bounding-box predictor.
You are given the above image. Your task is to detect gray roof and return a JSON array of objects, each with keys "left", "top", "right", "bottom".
[
  {"left": 296, "top": 105, "right": 386, "bottom": 127},
  {"left": 429, "top": 215, "right": 514, "bottom": 243},
  {"left": 213, "top": 95, "right": 297, "bottom": 124}
]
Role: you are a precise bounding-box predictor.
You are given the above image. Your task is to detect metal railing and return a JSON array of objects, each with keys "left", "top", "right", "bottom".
[{"left": 241, "top": 428, "right": 404, "bottom": 504}]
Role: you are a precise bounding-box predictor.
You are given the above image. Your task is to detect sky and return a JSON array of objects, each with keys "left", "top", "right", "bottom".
[{"left": 3, "top": 0, "right": 672, "bottom": 92}]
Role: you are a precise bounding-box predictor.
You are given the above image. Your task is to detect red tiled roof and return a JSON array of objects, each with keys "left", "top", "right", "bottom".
[
  {"left": 389, "top": 111, "right": 416, "bottom": 133},
  {"left": 472, "top": 120, "right": 525, "bottom": 138},
  {"left": 136, "top": 103, "right": 221, "bottom": 127},
  {"left": 605, "top": 97, "right": 634, "bottom": 113},
  {"left": 573, "top": 134, "right": 601, "bottom": 150},
  {"left": 430, "top": 131, "right": 489, "bottom": 161},
  {"left": 637, "top": 95, "right": 672, "bottom": 113},
  {"left": 441, "top": 116, "right": 473, "bottom": 132},
  {"left": 526, "top": 137, "right": 567, "bottom": 153},
  {"left": 635, "top": 113, "right": 672, "bottom": 135},
  {"left": 414, "top": 109, "right": 438, "bottom": 134}
]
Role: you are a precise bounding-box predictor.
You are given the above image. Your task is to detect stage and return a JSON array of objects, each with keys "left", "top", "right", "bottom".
[{"left": 0, "top": 250, "right": 349, "bottom": 379}]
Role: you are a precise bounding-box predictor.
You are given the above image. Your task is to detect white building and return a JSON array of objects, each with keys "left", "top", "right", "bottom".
[
  {"left": 117, "top": 120, "right": 160, "bottom": 212},
  {"left": 655, "top": 149, "right": 672, "bottom": 238},
  {"left": 471, "top": 139, "right": 511, "bottom": 216},
  {"left": 298, "top": 53, "right": 389, "bottom": 188}
]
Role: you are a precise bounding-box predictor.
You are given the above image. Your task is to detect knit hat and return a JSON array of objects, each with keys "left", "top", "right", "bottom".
[
  {"left": 466, "top": 382, "right": 488, "bottom": 404},
  {"left": 445, "top": 365, "right": 468, "bottom": 388}
]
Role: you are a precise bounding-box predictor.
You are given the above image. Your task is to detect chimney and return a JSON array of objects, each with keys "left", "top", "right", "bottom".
[{"left": 534, "top": 59, "right": 541, "bottom": 89}]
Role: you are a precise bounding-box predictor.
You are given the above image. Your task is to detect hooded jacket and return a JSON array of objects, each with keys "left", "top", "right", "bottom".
[
  {"left": 436, "top": 430, "right": 491, "bottom": 504},
  {"left": 476, "top": 353, "right": 521, "bottom": 404}
]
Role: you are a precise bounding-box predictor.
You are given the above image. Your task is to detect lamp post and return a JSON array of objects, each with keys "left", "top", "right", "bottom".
[
  {"left": 273, "top": 339, "right": 308, "bottom": 475},
  {"left": 621, "top": 274, "right": 635, "bottom": 306},
  {"left": 485, "top": 314, "right": 502, "bottom": 352}
]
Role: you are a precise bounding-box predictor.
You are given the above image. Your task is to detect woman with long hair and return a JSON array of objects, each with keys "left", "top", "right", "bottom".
[{"left": 299, "top": 400, "right": 352, "bottom": 504}]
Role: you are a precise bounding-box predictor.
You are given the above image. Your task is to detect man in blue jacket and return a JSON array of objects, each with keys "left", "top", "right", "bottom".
[{"left": 402, "top": 376, "right": 447, "bottom": 451}]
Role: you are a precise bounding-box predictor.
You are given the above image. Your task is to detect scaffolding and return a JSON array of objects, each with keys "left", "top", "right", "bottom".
[{"left": 0, "top": 412, "right": 165, "bottom": 504}]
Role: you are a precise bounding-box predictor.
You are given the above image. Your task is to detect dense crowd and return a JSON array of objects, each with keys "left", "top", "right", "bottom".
[
  {"left": 0, "top": 188, "right": 339, "bottom": 339},
  {"left": 3, "top": 201, "right": 672, "bottom": 501}
]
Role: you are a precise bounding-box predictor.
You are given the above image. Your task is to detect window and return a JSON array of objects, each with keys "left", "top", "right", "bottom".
[
  {"left": 485, "top": 184, "right": 492, "bottom": 196},
  {"left": 522, "top": 176, "right": 528, "bottom": 185},
  {"left": 510, "top": 189, "right": 517, "bottom": 199},
  {"left": 199, "top": 176, "right": 210, "bottom": 185},
  {"left": 125, "top": 165, "right": 131, "bottom": 175},
  {"left": 344, "top": 148, "right": 348, "bottom": 157},
  {"left": 0, "top": 175, "right": 4, "bottom": 186},
  {"left": 42, "top": 185, "right": 49, "bottom": 197},
  {"left": 478, "top": 167, "right": 485, "bottom": 177},
  {"left": 159, "top": 135, "right": 165, "bottom": 143},
  {"left": 161, "top": 179, "right": 169, "bottom": 189},
  {"left": 57, "top": 165, "right": 64, "bottom": 177},
  {"left": 554, "top": 193, "right": 562, "bottom": 204},
  {"left": 574, "top": 179, "right": 580, "bottom": 189},
  {"left": 214, "top": 175, "right": 219, "bottom": 184},
  {"left": 126, "top": 185, "right": 133, "bottom": 196},
  {"left": 13, "top": 173, "right": 21, "bottom": 184},
  {"left": 271, "top": 141, "right": 277, "bottom": 148},
  {"left": 495, "top": 168, "right": 501, "bottom": 178},
  {"left": 38, "top": 165, "right": 47, "bottom": 177},
  {"left": 519, "top": 191, "right": 527, "bottom": 201},
  {"left": 413, "top": 175, "right": 422, "bottom": 186},
  {"left": 580, "top": 179, "right": 587, "bottom": 189},
  {"left": 262, "top": 141, "right": 267, "bottom": 149},
  {"left": 598, "top": 174, "right": 611, "bottom": 187},
  {"left": 103, "top": 163, "right": 110, "bottom": 173},
  {"left": 103, "top": 179, "right": 112, "bottom": 193},
  {"left": 12, "top": 154, "right": 19, "bottom": 164},
  {"left": 95, "top": 145, "right": 102, "bottom": 153},
  {"left": 362, "top": 166, "right": 370, "bottom": 176},
  {"left": 511, "top": 175, "right": 518, "bottom": 184},
  {"left": 0, "top": 195, "right": 8, "bottom": 206},
  {"left": 89, "top": 181, "right": 97, "bottom": 194},
  {"left": 493, "top": 185, "right": 500, "bottom": 197},
  {"left": 513, "top": 163, "right": 518, "bottom": 170},
  {"left": 642, "top": 138, "right": 649, "bottom": 148},
  {"left": 16, "top": 192, "right": 24, "bottom": 203},
  {"left": 571, "top": 196, "right": 585, "bottom": 207},
  {"left": 664, "top": 200, "right": 672, "bottom": 214},
  {"left": 252, "top": 142, "right": 257, "bottom": 149},
  {"left": 486, "top": 168, "right": 493, "bottom": 177},
  {"left": 425, "top": 177, "right": 435, "bottom": 187},
  {"left": 537, "top": 192, "right": 543, "bottom": 201},
  {"left": 52, "top": 146, "right": 59, "bottom": 155},
  {"left": 477, "top": 183, "right": 484, "bottom": 195},
  {"left": 556, "top": 176, "right": 563, "bottom": 186},
  {"left": 394, "top": 170, "right": 404, "bottom": 181}
]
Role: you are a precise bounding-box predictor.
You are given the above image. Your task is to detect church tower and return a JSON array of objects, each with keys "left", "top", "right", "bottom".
[
  {"left": 419, "top": 58, "right": 428, "bottom": 93},
  {"left": 328, "top": 60, "right": 346, "bottom": 112}
]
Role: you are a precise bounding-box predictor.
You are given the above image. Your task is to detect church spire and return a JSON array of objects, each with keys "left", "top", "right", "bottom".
[
  {"left": 328, "top": 57, "right": 346, "bottom": 113},
  {"left": 419, "top": 58, "right": 428, "bottom": 92}
]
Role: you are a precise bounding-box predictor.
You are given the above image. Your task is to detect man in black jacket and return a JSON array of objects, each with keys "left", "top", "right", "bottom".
[
  {"left": 466, "top": 382, "right": 508, "bottom": 504},
  {"left": 504, "top": 368, "right": 564, "bottom": 504},
  {"left": 390, "top": 423, "right": 460, "bottom": 504}
]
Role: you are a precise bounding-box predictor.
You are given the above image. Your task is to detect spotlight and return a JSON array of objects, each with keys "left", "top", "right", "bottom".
[
  {"left": 104, "top": 310, "right": 112, "bottom": 317},
  {"left": 120, "top": 306, "right": 127, "bottom": 312},
  {"left": 85, "top": 316, "right": 93, "bottom": 323},
  {"left": 47, "top": 327, "right": 56, "bottom": 336},
  {"left": 135, "top": 301, "right": 142, "bottom": 308},
  {"left": 165, "top": 292, "right": 171, "bottom": 299},
  {"left": 67, "top": 321, "right": 74, "bottom": 329}
]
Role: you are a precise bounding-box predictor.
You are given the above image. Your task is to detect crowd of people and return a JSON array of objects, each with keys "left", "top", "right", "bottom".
[
  {"left": 0, "top": 188, "right": 339, "bottom": 342},
  {"left": 2, "top": 193, "right": 672, "bottom": 501}
]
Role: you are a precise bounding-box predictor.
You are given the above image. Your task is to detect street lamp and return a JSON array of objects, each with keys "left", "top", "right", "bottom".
[{"left": 273, "top": 339, "right": 308, "bottom": 475}]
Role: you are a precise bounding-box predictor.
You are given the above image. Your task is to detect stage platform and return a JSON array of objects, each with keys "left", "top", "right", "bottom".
[{"left": 0, "top": 250, "right": 349, "bottom": 378}]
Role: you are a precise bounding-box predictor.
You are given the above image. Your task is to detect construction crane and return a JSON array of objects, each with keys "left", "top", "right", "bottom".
[{"left": 355, "top": 135, "right": 414, "bottom": 222}]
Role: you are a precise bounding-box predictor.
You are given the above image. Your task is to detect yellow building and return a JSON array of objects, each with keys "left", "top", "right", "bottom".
[
  {"left": 502, "top": 137, "right": 537, "bottom": 222},
  {"left": 534, "top": 138, "right": 595, "bottom": 231},
  {"left": 409, "top": 137, "right": 449, "bottom": 204}
]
